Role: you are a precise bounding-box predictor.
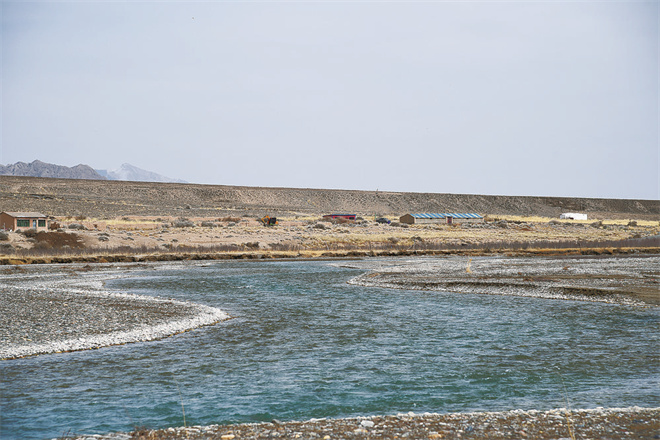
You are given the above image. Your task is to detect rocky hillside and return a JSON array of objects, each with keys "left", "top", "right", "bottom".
[
  {"left": 0, "top": 160, "right": 105, "bottom": 180},
  {"left": 0, "top": 175, "right": 657, "bottom": 220},
  {"left": 1, "top": 160, "right": 185, "bottom": 184}
]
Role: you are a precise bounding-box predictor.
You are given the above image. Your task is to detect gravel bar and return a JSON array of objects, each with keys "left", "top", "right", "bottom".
[
  {"left": 70, "top": 407, "right": 660, "bottom": 440},
  {"left": 348, "top": 255, "right": 660, "bottom": 307},
  {"left": 0, "top": 263, "right": 229, "bottom": 359}
]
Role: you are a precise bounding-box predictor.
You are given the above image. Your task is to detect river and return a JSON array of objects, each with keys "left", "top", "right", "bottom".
[{"left": 1, "top": 258, "right": 658, "bottom": 439}]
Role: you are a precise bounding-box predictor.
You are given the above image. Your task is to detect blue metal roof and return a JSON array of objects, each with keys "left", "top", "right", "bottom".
[{"left": 410, "top": 213, "right": 483, "bottom": 219}]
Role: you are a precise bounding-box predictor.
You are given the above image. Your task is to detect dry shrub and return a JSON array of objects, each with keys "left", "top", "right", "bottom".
[
  {"left": 20, "top": 229, "right": 38, "bottom": 238},
  {"left": 0, "top": 242, "right": 13, "bottom": 253},
  {"left": 34, "top": 231, "right": 85, "bottom": 249},
  {"left": 331, "top": 218, "right": 355, "bottom": 225},
  {"left": 172, "top": 217, "right": 195, "bottom": 228},
  {"left": 219, "top": 216, "right": 242, "bottom": 223}
]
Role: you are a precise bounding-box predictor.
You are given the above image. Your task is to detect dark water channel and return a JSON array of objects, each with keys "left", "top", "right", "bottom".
[{"left": 1, "top": 259, "right": 658, "bottom": 439}]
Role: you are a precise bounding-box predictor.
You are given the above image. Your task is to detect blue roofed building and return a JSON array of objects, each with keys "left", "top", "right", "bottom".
[{"left": 399, "top": 213, "right": 484, "bottom": 225}]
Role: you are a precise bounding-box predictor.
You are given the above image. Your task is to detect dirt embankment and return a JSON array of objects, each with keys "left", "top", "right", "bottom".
[{"left": 1, "top": 175, "right": 658, "bottom": 219}]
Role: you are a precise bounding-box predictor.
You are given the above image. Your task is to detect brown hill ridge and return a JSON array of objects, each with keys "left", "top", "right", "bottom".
[
  {"left": 0, "top": 175, "right": 657, "bottom": 219},
  {"left": 0, "top": 160, "right": 105, "bottom": 180}
]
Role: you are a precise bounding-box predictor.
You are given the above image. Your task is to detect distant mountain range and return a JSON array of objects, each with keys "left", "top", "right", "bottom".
[
  {"left": 0, "top": 160, "right": 103, "bottom": 180},
  {"left": 0, "top": 160, "right": 186, "bottom": 183}
]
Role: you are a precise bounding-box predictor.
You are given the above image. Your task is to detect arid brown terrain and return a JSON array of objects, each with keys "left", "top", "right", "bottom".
[{"left": 1, "top": 175, "right": 658, "bottom": 219}]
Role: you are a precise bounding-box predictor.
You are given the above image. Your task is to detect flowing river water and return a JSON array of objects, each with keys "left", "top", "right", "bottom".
[{"left": 1, "top": 258, "right": 658, "bottom": 439}]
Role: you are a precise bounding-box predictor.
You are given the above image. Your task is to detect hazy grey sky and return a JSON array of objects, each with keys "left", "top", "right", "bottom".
[{"left": 2, "top": 1, "right": 658, "bottom": 200}]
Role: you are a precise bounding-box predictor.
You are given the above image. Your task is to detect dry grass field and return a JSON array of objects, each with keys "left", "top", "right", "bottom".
[{"left": 1, "top": 212, "right": 658, "bottom": 265}]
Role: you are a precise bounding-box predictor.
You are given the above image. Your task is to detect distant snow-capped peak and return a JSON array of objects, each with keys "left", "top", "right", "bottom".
[{"left": 96, "top": 163, "right": 187, "bottom": 183}]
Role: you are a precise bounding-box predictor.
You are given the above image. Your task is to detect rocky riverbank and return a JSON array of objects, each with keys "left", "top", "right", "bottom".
[
  {"left": 71, "top": 407, "right": 659, "bottom": 440},
  {"left": 0, "top": 264, "right": 229, "bottom": 360},
  {"left": 349, "top": 254, "right": 660, "bottom": 307}
]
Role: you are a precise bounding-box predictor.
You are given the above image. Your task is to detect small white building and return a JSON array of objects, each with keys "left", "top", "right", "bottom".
[{"left": 560, "top": 213, "right": 588, "bottom": 220}]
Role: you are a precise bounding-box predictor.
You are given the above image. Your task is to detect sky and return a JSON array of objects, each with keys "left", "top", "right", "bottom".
[{"left": 1, "top": 1, "right": 658, "bottom": 200}]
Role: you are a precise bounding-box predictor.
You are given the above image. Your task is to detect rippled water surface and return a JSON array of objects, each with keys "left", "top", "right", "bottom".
[{"left": 2, "top": 259, "right": 659, "bottom": 439}]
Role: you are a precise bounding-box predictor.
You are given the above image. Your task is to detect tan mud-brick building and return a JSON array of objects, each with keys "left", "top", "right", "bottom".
[{"left": 0, "top": 212, "right": 49, "bottom": 231}]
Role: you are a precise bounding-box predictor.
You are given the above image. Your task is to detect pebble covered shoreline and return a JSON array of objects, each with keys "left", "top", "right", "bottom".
[
  {"left": 70, "top": 407, "right": 660, "bottom": 440},
  {"left": 348, "top": 255, "right": 660, "bottom": 307},
  {"left": 0, "top": 264, "right": 229, "bottom": 359}
]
